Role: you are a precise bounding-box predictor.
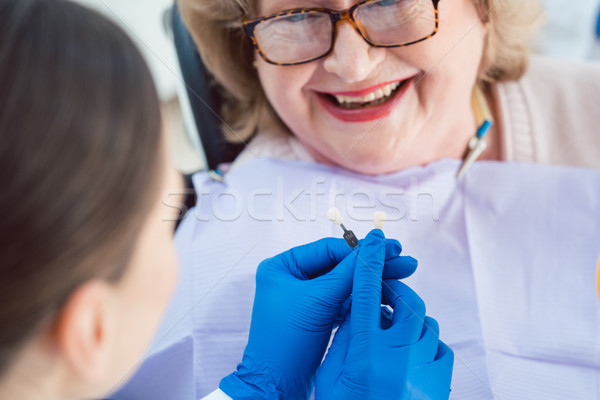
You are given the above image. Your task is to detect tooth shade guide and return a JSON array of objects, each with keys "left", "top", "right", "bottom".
[
  {"left": 327, "top": 207, "right": 343, "bottom": 225},
  {"left": 374, "top": 212, "right": 386, "bottom": 229}
]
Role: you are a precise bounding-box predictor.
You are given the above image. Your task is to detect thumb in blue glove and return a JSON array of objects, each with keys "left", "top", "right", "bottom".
[
  {"left": 315, "top": 229, "right": 454, "bottom": 400},
  {"left": 220, "top": 235, "right": 418, "bottom": 400}
]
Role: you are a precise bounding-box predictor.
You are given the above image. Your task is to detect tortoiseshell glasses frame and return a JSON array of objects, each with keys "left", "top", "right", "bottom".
[{"left": 242, "top": 0, "right": 441, "bottom": 66}]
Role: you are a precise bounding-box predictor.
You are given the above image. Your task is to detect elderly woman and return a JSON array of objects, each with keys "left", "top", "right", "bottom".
[
  {"left": 180, "top": 0, "right": 600, "bottom": 172},
  {"left": 118, "top": 0, "right": 600, "bottom": 399}
]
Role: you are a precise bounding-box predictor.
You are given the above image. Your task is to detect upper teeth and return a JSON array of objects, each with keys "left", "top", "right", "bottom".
[{"left": 334, "top": 82, "right": 401, "bottom": 104}]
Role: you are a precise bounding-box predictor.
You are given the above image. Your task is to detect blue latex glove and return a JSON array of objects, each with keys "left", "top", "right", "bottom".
[
  {"left": 220, "top": 235, "right": 418, "bottom": 400},
  {"left": 315, "top": 230, "right": 454, "bottom": 400}
]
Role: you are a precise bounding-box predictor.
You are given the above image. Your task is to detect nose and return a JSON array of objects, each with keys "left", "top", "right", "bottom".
[{"left": 323, "top": 22, "right": 386, "bottom": 83}]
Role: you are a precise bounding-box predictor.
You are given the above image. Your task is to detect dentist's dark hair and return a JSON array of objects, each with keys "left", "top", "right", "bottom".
[{"left": 0, "top": 0, "right": 163, "bottom": 376}]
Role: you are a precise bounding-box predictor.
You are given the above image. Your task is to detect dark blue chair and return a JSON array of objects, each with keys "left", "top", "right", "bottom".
[
  {"left": 168, "top": 3, "right": 247, "bottom": 221},
  {"left": 596, "top": 5, "right": 600, "bottom": 39},
  {"left": 170, "top": 3, "right": 245, "bottom": 171}
]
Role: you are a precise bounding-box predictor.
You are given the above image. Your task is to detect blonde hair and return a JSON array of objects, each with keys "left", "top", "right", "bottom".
[{"left": 178, "top": 0, "right": 543, "bottom": 143}]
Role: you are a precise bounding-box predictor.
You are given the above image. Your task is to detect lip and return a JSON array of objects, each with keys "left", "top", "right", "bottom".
[
  {"left": 320, "top": 79, "right": 407, "bottom": 97},
  {"left": 315, "top": 75, "right": 418, "bottom": 123}
]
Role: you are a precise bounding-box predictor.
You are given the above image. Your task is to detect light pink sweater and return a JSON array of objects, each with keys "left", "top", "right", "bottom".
[
  {"left": 233, "top": 55, "right": 600, "bottom": 170},
  {"left": 496, "top": 55, "right": 600, "bottom": 168}
]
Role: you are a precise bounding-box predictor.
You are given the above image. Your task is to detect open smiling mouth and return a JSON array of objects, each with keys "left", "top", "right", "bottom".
[
  {"left": 321, "top": 79, "right": 409, "bottom": 109},
  {"left": 314, "top": 76, "right": 417, "bottom": 123}
]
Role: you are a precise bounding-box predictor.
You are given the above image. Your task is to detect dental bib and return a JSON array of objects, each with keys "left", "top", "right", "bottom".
[{"left": 113, "top": 158, "right": 600, "bottom": 400}]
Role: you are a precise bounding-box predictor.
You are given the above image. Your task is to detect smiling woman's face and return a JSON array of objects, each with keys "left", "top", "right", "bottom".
[{"left": 255, "top": 0, "right": 487, "bottom": 174}]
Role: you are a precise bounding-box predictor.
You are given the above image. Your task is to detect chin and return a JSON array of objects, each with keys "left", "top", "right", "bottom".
[
  {"left": 328, "top": 152, "right": 398, "bottom": 175},
  {"left": 337, "top": 139, "right": 411, "bottom": 174},
  {"left": 301, "top": 133, "right": 410, "bottom": 175}
]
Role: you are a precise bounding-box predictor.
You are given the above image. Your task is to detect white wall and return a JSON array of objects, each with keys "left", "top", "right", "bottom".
[
  {"left": 537, "top": 0, "right": 600, "bottom": 60},
  {"left": 74, "top": 0, "right": 180, "bottom": 101}
]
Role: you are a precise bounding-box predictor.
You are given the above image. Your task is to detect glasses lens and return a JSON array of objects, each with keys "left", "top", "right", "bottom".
[
  {"left": 254, "top": 12, "right": 332, "bottom": 64},
  {"left": 355, "top": 0, "right": 437, "bottom": 46}
]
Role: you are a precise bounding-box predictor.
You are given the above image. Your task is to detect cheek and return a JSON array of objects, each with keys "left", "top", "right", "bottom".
[
  {"left": 407, "top": 4, "right": 486, "bottom": 106},
  {"left": 125, "top": 229, "right": 179, "bottom": 340},
  {"left": 106, "top": 234, "right": 179, "bottom": 388},
  {"left": 147, "top": 238, "right": 179, "bottom": 315},
  {"left": 435, "top": 0, "right": 487, "bottom": 73},
  {"left": 257, "top": 63, "right": 315, "bottom": 122}
]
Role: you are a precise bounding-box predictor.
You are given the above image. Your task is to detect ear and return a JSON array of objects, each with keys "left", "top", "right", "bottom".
[{"left": 54, "top": 279, "right": 117, "bottom": 385}]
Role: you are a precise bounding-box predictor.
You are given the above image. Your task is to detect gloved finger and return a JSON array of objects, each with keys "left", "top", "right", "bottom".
[
  {"left": 310, "top": 243, "right": 406, "bottom": 307},
  {"left": 311, "top": 249, "right": 407, "bottom": 313},
  {"left": 283, "top": 237, "right": 402, "bottom": 280},
  {"left": 313, "top": 241, "right": 402, "bottom": 283},
  {"left": 435, "top": 340, "right": 454, "bottom": 363},
  {"left": 384, "top": 240, "right": 402, "bottom": 259},
  {"left": 350, "top": 229, "right": 387, "bottom": 333},
  {"left": 382, "top": 256, "right": 418, "bottom": 280},
  {"left": 363, "top": 239, "right": 402, "bottom": 259},
  {"left": 283, "top": 237, "right": 349, "bottom": 279},
  {"left": 320, "top": 313, "right": 352, "bottom": 374},
  {"left": 311, "top": 251, "right": 358, "bottom": 305},
  {"left": 333, "top": 296, "right": 352, "bottom": 328},
  {"left": 409, "top": 316, "right": 441, "bottom": 365},
  {"left": 410, "top": 340, "right": 454, "bottom": 400},
  {"left": 382, "top": 279, "right": 425, "bottom": 344},
  {"left": 380, "top": 305, "right": 394, "bottom": 330}
]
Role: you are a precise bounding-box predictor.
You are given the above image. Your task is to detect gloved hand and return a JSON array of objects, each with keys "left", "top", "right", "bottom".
[
  {"left": 315, "top": 230, "right": 454, "bottom": 400},
  {"left": 220, "top": 234, "right": 418, "bottom": 400}
]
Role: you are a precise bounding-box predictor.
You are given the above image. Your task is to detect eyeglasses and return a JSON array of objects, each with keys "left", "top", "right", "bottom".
[{"left": 242, "top": 0, "right": 441, "bottom": 66}]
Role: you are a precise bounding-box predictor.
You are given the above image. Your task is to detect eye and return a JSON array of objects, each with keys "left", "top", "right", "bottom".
[
  {"left": 286, "top": 13, "right": 309, "bottom": 22},
  {"left": 374, "top": 0, "right": 399, "bottom": 6}
]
